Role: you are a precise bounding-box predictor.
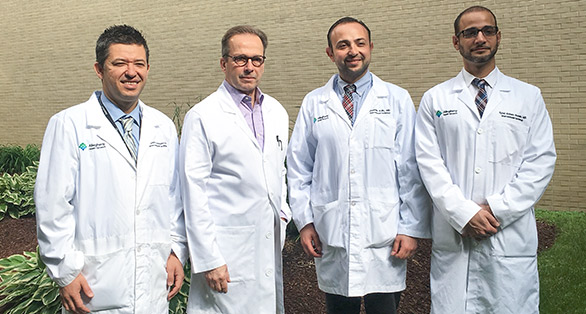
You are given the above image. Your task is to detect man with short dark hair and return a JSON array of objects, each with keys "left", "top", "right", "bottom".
[
  {"left": 415, "top": 6, "right": 556, "bottom": 313},
  {"left": 35, "top": 25, "right": 187, "bottom": 313},
  {"left": 287, "top": 17, "right": 430, "bottom": 314},
  {"left": 179, "top": 25, "right": 290, "bottom": 314}
]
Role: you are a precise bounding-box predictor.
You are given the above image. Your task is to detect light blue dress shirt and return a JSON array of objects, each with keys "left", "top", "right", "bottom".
[{"left": 334, "top": 71, "right": 373, "bottom": 124}]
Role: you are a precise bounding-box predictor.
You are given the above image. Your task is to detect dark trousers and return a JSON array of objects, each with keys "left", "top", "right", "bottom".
[{"left": 325, "top": 292, "right": 401, "bottom": 314}]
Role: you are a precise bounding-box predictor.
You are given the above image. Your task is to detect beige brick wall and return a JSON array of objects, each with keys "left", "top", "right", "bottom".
[{"left": 1, "top": 0, "right": 584, "bottom": 211}]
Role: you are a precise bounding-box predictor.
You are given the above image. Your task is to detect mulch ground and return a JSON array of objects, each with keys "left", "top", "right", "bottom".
[{"left": 0, "top": 216, "right": 557, "bottom": 313}]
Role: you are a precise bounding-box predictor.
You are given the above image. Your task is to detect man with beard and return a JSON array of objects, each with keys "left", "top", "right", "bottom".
[
  {"left": 415, "top": 6, "right": 556, "bottom": 313},
  {"left": 287, "top": 17, "right": 430, "bottom": 314}
]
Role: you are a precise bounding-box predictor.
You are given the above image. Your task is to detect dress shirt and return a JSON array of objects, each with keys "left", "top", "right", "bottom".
[
  {"left": 223, "top": 80, "right": 265, "bottom": 151},
  {"left": 99, "top": 91, "right": 141, "bottom": 149},
  {"left": 334, "top": 71, "right": 373, "bottom": 124},
  {"left": 462, "top": 67, "right": 499, "bottom": 101}
]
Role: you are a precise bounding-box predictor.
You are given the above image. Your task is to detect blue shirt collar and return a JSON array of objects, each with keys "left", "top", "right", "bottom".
[
  {"left": 334, "top": 71, "right": 372, "bottom": 97},
  {"left": 99, "top": 91, "right": 141, "bottom": 125}
]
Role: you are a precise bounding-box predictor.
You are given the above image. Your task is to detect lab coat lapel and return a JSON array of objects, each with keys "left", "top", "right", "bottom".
[
  {"left": 354, "top": 75, "right": 387, "bottom": 126},
  {"left": 217, "top": 85, "right": 262, "bottom": 152},
  {"left": 455, "top": 73, "right": 482, "bottom": 119},
  {"left": 87, "top": 93, "right": 136, "bottom": 168},
  {"left": 482, "top": 71, "right": 510, "bottom": 118},
  {"left": 323, "top": 75, "right": 352, "bottom": 128},
  {"left": 137, "top": 104, "right": 161, "bottom": 166}
]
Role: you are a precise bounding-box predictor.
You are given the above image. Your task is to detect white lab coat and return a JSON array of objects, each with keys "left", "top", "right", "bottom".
[
  {"left": 179, "top": 84, "right": 290, "bottom": 314},
  {"left": 35, "top": 92, "right": 187, "bottom": 314},
  {"left": 287, "top": 74, "right": 431, "bottom": 297},
  {"left": 415, "top": 68, "right": 556, "bottom": 314}
]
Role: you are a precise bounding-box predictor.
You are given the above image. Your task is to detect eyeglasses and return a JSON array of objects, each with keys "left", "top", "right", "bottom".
[
  {"left": 225, "top": 55, "right": 266, "bottom": 67},
  {"left": 457, "top": 26, "right": 499, "bottom": 38}
]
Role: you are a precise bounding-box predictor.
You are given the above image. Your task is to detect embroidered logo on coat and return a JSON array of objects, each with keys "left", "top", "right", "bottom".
[
  {"left": 78, "top": 143, "right": 87, "bottom": 150},
  {"left": 436, "top": 110, "right": 458, "bottom": 117},
  {"left": 314, "top": 115, "right": 329, "bottom": 123}
]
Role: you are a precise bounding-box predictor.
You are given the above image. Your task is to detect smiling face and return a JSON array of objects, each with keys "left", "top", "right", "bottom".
[
  {"left": 220, "top": 33, "right": 265, "bottom": 100},
  {"left": 453, "top": 10, "right": 501, "bottom": 76},
  {"left": 94, "top": 43, "right": 149, "bottom": 113},
  {"left": 326, "top": 22, "right": 373, "bottom": 84}
]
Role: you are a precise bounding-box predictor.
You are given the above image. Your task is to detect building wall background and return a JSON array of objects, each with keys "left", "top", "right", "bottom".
[{"left": 1, "top": 0, "right": 584, "bottom": 211}]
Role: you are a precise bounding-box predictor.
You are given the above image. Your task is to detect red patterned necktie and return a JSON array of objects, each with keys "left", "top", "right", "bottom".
[
  {"left": 343, "top": 84, "right": 356, "bottom": 123},
  {"left": 472, "top": 78, "right": 488, "bottom": 117}
]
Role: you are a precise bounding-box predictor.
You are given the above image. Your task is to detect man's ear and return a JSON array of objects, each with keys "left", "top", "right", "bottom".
[
  {"left": 220, "top": 57, "right": 227, "bottom": 73},
  {"left": 326, "top": 47, "right": 334, "bottom": 61},
  {"left": 94, "top": 62, "right": 104, "bottom": 79},
  {"left": 452, "top": 35, "right": 460, "bottom": 51}
]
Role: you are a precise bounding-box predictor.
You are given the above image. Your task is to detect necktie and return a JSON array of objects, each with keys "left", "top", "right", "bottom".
[
  {"left": 120, "top": 116, "right": 138, "bottom": 162},
  {"left": 343, "top": 84, "right": 356, "bottom": 124},
  {"left": 472, "top": 78, "right": 488, "bottom": 117}
]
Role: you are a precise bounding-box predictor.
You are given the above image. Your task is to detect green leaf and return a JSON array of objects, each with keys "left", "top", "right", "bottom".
[{"left": 41, "top": 285, "right": 59, "bottom": 305}]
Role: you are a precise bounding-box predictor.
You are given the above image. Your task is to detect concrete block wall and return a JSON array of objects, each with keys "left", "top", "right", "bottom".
[{"left": 1, "top": 0, "right": 583, "bottom": 211}]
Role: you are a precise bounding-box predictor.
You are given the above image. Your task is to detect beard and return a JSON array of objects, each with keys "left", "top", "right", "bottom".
[{"left": 460, "top": 43, "right": 499, "bottom": 65}]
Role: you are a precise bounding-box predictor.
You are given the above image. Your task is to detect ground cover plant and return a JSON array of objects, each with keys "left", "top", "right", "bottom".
[
  {"left": 536, "top": 209, "right": 586, "bottom": 313},
  {"left": 0, "top": 145, "right": 40, "bottom": 175}
]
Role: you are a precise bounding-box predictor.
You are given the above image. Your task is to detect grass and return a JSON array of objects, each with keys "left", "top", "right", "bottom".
[{"left": 537, "top": 209, "right": 586, "bottom": 313}]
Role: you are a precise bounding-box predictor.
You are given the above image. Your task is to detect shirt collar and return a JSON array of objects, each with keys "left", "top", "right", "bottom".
[
  {"left": 99, "top": 91, "right": 141, "bottom": 125},
  {"left": 462, "top": 67, "right": 499, "bottom": 89},
  {"left": 223, "top": 80, "right": 264, "bottom": 110},
  {"left": 335, "top": 71, "right": 372, "bottom": 97}
]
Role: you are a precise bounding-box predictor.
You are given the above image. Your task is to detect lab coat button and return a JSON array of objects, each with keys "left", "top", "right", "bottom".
[
  {"left": 351, "top": 201, "right": 356, "bottom": 206},
  {"left": 265, "top": 269, "right": 273, "bottom": 277},
  {"left": 351, "top": 169, "right": 355, "bottom": 174},
  {"left": 265, "top": 232, "right": 272, "bottom": 239},
  {"left": 477, "top": 128, "right": 484, "bottom": 134},
  {"left": 136, "top": 210, "right": 140, "bottom": 215},
  {"left": 474, "top": 167, "right": 481, "bottom": 174}
]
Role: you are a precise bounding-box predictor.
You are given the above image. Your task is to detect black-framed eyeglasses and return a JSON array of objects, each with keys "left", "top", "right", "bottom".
[
  {"left": 457, "top": 26, "right": 499, "bottom": 39},
  {"left": 224, "top": 55, "right": 266, "bottom": 67}
]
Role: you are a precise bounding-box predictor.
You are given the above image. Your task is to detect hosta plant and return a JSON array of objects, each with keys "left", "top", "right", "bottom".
[
  {"left": 0, "top": 247, "right": 60, "bottom": 313},
  {"left": 0, "top": 162, "right": 37, "bottom": 221}
]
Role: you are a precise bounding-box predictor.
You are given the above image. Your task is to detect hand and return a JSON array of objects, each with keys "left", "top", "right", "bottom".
[
  {"left": 59, "top": 273, "right": 93, "bottom": 314},
  {"left": 166, "top": 252, "right": 185, "bottom": 300},
  {"left": 205, "top": 264, "right": 230, "bottom": 293},
  {"left": 462, "top": 205, "right": 500, "bottom": 240},
  {"left": 391, "top": 234, "right": 418, "bottom": 259},
  {"left": 299, "top": 223, "right": 322, "bottom": 258}
]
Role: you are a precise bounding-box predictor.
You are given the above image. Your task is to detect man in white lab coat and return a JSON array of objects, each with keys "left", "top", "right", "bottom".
[
  {"left": 179, "top": 25, "right": 290, "bottom": 313},
  {"left": 287, "top": 17, "right": 431, "bottom": 314},
  {"left": 415, "top": 6, "right": 556, "bottom": 313},
  {"left": 35, "top": 25, "right": 187, "bottom": 314}
]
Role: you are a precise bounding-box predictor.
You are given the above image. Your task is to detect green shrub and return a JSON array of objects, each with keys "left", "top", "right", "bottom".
[
  {"left": 0, "top": 145, "right": 40, "bottom": 175},
  {"left": 0, "top": 248, "right": 191, "bottom": 313},
  {"left": 0, "top": 162, "right": 37, "bottom": 221},
  {"left": 0, "top": 247, "right": 60, "bottom": 313}
]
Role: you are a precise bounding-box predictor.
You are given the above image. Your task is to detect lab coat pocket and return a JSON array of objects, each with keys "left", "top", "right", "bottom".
[
  {"left": 495, "top": 213, "right": 538, "bottom": 257},
  {"left": 215, "top": 225, "right": 256, "bottom": 282},
  {"left": 312, "top": 200, "right": 346, "bottom": 248},
  {"left": 82, "top": 249, "right": 132, "bottom": 310},
  {"left": 489, "top": 120, "right": 529, "bottom": 167},
  {"left": 366, "top": 200, "right": 398, "bottom": 248},
  {"left": 368, "top": 115, "right": 397, "bottom": 149}
]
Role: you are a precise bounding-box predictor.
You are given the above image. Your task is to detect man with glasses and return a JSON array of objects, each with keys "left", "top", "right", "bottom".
[
  {"left": 415, "top": 6, "right": 556, "bottom": 313},
  {"left": 179, "top": 25, "right": 290, "bottom": 313},
  {"left": 287, "top": 17, "right": 430, "bottom": 314}
]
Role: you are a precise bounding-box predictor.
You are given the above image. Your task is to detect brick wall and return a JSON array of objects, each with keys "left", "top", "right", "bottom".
[{"left": 1, "top": 0, "right": 583, "bottom": 211}]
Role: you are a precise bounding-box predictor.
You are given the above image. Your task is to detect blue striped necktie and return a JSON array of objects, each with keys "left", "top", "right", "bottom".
[
  {"left": 472, "top": 78, "right": 488, "bottom": 117},
  {"left": 120, "top": 116, "right": 138, "bottom": 163}
]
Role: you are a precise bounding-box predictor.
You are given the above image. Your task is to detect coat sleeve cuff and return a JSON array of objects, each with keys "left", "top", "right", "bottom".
[{"left": 51, "top": 251, "right": 85, "bottom": 287}]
